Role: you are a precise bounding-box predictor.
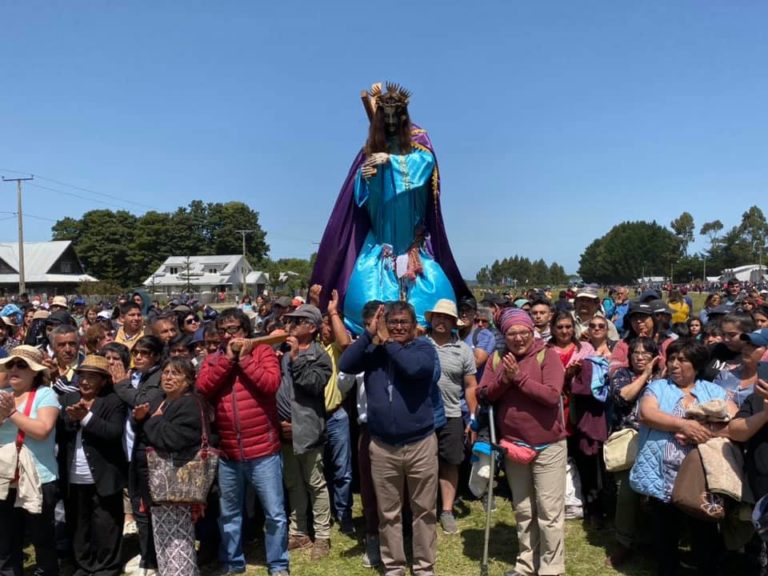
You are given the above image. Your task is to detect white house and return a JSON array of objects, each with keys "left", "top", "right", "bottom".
[
  {"left": 0, "top": 241, "right": 97, "bottom": 294},
  {"left": 143, "top": 255, "right": 253, "bottom": 296},
  {"left": 720, "top": 264, "right": 767, "bottom": 283}
]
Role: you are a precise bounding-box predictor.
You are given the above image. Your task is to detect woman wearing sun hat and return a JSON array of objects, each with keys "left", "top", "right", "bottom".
[
  {"left": 0, "top": 345, "right": 60, "bottom": 576},
  {"left": 59, "top": 354, "right": 128, "bottom": 576}
]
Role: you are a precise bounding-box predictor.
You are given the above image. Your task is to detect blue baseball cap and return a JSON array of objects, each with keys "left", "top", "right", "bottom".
[{"left": 741, "top": 329, "right": 768, "bottom": 348}]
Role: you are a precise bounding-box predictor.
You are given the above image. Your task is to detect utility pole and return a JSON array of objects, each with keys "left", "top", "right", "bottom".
[
  {"left": 236, "top": 229, "right": 255, "bottom": 298},
  {"left": 2, "top": 176, "right": 33, "bottom": 295}
]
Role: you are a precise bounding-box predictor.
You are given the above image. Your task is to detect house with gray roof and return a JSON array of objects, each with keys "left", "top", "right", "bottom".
[{"left": 0, "top": 241, "right": 97, "bottom": 294}]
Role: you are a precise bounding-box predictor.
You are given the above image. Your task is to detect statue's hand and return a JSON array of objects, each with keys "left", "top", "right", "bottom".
[
  {"left": 362, "top": 165, "right": 377, "bottom": 179},
  {"left": 368, "top": 153, "right": 390, "bottom": 165}
]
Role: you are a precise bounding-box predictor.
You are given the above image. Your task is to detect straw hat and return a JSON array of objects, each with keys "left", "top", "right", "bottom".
[
  {"left": 75, "top": 355, "right": 111, "bottom": 378},
  {"left": 0, "top": 345, "right": 49, "bottom": 373},
  {"left": 425, "top": 299, "right": 465, "bottom": 327}
]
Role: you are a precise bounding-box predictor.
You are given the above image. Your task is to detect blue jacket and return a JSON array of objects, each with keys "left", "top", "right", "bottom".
[
  {"left": 629, "top": 378, "right": 726, "bottom": 502},
  {"left": 339, "top": 331, "right": 438, "bottom": 446}
]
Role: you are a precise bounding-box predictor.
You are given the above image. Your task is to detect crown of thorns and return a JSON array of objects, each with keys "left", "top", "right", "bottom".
[{"left": 373, "top": 82, "right": 411, "bottom": 109}]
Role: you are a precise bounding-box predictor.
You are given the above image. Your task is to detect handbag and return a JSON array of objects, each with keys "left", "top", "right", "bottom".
[
  {"left": 603, "top": 428, "right": 639, "bottom": 472},
  {"left": 671, "top": 447, "right": 729, "bottom": 522},
  {"left": 146, "top": 399, "right": 219, "bottom": 505},
  {"left": 500, "top": 438, "right": 537, "bottom": 465}
]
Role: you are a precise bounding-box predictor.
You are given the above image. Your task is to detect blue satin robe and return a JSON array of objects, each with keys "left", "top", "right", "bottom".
[{"left": 343, "top": 148, "right": 456, "bottom": 333}]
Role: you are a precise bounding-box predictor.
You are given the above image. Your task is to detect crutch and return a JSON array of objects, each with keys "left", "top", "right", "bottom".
[{"left": 480, "top": 404, "right": 505, "bottom": 576}]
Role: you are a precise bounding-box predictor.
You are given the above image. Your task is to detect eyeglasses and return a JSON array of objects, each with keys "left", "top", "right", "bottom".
[
  {"left": 5, "top": 359, "right": 30, "bottom": 370},
  {"left": 386, "top": 319, "right": 412, "bottom": 327},
  {"left": 131, "top": 349, "right": 154, "bottom": 357},
  {"left": 217, "top": 326, "right": 243, "bottom": 335},
  {"left": 631, "top": 351, "right": 653, "bottom": 358},
  {"left": 506, "top": 330, "right": 531, "bottom": 339},
  {"left": 185, "top": 318, "right": 200, "bottom": 325},
  {"left": 589, "top": 323, "right": 607, "bottom": 330}
]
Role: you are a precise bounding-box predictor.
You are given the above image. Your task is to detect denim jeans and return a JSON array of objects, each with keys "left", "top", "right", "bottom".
[
  {"left": 325, "top": 407, "right": 353, "bottom": 521},
  {"left": 218, "top": 454, "right": 289, "bottom": 574}
]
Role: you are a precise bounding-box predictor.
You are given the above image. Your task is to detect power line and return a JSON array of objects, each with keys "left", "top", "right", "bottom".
[{"left": 0, "top": 168, "right": 156, "bottom": 210}]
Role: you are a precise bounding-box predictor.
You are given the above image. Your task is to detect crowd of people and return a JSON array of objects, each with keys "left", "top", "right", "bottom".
[{"left": 0, "top": 279, "right": 767, "bottom": 576}]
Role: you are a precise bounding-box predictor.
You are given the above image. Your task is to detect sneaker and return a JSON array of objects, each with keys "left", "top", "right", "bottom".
[
  {"left": 310, "top": 537, "right": 331, "bottom": 560},
  {"left": 339, "top": 517, "right": 355, "bottom": 536},
  {"left": 124, "top": 554, "right": 141, "bottom": 573},
  {"left": 123, "top": 519, "right": 138, "bottom": 536},
  {"left": 439, "top": 511, "right": 458, "bottom": 534},
  {"left": 362, "top": 535, "right": 381, "bottom": 568},
  {"left": 564, "top": 504, "right": 583, "bottom": 520},
  {"left": 287, "top": 533, "right": 313, "bottom": 551}
]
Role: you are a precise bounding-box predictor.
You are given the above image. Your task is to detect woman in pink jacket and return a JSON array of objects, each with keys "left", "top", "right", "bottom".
[{"left": 478, "top": 309, "right": 566, "bottom": 576}]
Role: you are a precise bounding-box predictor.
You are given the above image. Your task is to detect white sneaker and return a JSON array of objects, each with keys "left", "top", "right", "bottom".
[
  {"left": 565, "top": 504, "right": 584, "bottom": 520},
  {"left": 123, "top": 519, "right": 138, "bottom": 536},
  {"left": 124, "top": 554, "right": 141, "bottom": 573}
]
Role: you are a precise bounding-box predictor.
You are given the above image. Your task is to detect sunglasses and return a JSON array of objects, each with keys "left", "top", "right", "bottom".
[
  {"left": 589, "top": 323, "right": 607, "bottom": 329},
  {"left": 474, "top": 318, "right": 489, "bottom": 324},
  {"left": 284, "top": 317, "right": 311, "bottom": 326},
  {"left": 217, "top": 326, "right": 243, "bottom": 335},
  {"left": 131, "top": 349, "right": 154, "bottom": 357},
  {"left": 185, "top": 318, "right": 200, "bottom": 325},
  {"left": 5, "top": 359, "right": 30, "bottom": 370}
]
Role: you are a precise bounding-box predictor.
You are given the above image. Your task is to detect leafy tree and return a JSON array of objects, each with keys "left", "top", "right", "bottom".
[
  {"left": 670, "top": 212, "right": 695, "bottom": 255},
  {"left": 578, "top": 221, "right": 679, "bottom": 284},
  {"left": 51, "top": 201, "right": 269, "bottom": 288}
]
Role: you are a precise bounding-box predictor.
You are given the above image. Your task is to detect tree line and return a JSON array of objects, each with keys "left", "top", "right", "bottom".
[
  {"left": 475, "top": 256, "right": 569, "bottom": 288},
  {"left": 52, "top": 200, "right": 272, "bottom": 289},
  {"left": 577, "top": 205, "right": 768, "bottom": 284}
]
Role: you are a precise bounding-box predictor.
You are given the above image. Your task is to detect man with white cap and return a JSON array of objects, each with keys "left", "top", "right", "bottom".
[
  {"left": 572, "top": 286, "right": 619, "bottom": 341},
  {"left": 424, "top": 299, "right": 477, "bottom": 534}
]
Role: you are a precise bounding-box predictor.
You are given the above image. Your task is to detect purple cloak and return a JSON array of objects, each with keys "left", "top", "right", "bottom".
[{"left": 309, "top": 125, "right": 470, "bottom": 312}]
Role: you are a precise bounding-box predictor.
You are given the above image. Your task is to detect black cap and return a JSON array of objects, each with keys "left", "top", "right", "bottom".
[
  {"left": 638, "top": 289, "right": 661, "bottom": 303},
  {"left": 627, "top": 300, "right": 653, "bottom": 317},
  {"left": 46, "top": 310, "right": 75, "bottom": 326},
  {"left": 458, "top": 296, "right": 478, "bottom": 311},
  {"left": 480, "top": 293, "right": 509, "bottom": 307},
  {"left": 708, "top": 304, "right": 733, "bottom": 317}
]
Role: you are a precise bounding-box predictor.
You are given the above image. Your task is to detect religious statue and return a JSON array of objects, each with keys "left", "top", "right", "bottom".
[{"left": 310, "top": 82, "right": 470, "bottom": 333}]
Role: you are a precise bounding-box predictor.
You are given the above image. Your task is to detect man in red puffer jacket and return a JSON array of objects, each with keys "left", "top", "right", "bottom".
[{"left": 197, "top": 308, "right": 289, "bottom": 576}]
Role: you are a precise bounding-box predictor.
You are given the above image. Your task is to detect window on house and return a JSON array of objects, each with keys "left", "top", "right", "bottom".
[
  {"left": 169, "top": 267, "right": 178, "bottom": 274},
  {"left": 60, "top": 261, "right": 73, "bottom": 273}
]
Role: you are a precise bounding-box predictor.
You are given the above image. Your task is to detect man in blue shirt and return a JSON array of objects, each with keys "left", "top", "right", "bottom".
[{"left": 339, "top": 301, "right": 439, "bottom": 576}]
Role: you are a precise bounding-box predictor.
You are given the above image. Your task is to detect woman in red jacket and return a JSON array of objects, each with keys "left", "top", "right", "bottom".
[{"left": 478, "top": 309, "right": 566, "bottom": 576}]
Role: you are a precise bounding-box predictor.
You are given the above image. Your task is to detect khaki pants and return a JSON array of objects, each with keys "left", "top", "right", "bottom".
[
  {"left": 281, "top": 443, "right": 331, "bottom": 540},
  {"left": 504, "top": 439, "right": 566, "bottom": 576},
  {"left": 370, "top": 434, "right": 438, "bottom": 576}
]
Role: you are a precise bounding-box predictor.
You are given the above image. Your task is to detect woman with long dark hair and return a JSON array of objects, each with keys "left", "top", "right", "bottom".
[
  {"left": 135, "top": 357, "right": 207, "bottom": 576},
  {"left": 631, "top": 339, "right": 736, "bottom": 575}
]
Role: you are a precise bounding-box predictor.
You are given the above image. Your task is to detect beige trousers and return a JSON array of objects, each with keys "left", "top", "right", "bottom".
[
  {"left": 370, "top": 434, "right": 438, "bottom": 576},
  {"left": 504, "top": 438, "right": 567, "bottom": 576}
]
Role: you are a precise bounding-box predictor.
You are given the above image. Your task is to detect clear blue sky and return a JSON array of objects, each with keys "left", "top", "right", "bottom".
[{"left": 2, "top": 1, "right": 768, "bottom": 277}]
